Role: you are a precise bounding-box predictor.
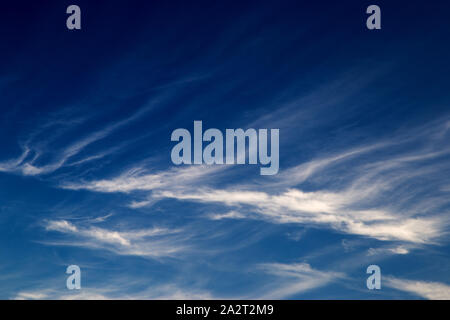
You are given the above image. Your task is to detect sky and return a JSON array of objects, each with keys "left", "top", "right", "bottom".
[{"left": 0, "top": 0, "right": 450, "bottom": 300}]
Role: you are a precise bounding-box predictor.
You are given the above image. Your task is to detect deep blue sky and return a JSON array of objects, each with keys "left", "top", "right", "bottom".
[{"left": 1, "top": 0, "right": 450, "bottom": 299}]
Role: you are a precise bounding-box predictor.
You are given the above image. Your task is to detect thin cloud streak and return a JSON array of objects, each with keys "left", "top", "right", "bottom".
[
  {"left": 57, "top": 118, "right": 450, "bottom": 246},
  {"left": 44, "top": 220, "right": 186, "bottom": 258},
  {"left": 255, "top": 262, "right": 344, "bottom": 299},
  {"left": 0, "top": 91, "right": 168, "bottom": 176},
  {"left": 13, "top": 284, "right": 216, "bottom": 300},
  {"left": 62, "top": 165, "right": 225, "bottom": 194},
  {"left": 385, "top": 277, "right": 450, "bottom": 300}
]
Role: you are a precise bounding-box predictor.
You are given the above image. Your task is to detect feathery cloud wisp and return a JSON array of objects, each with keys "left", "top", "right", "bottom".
[
  {"left": 385, "top": 277, "right": 450, "bottom": 300},
  {"left": 256, "top": 262, "right": 344, "bottom": 299},
  {"left": 44, "top": 220, "right": 186, "bottom": 258}
]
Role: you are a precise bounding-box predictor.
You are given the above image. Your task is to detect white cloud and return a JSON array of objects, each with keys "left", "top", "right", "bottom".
[
  {"left": 13, "top": 284, "right": 215, "bottom": 300},
  {"left": 385, "top": 277, "right": 450, "bottom": 300},
  {"left": 367, "top": 245, "right": 410, "bottom": 256},
  {"left": 12, "top": 262, "right": 338, "bottom": 300},
  {"left": 54, "top": 117, "right": 450, "bottom": 247},
  {"left": 256, "top": 262, "right": 344, "bottom": 299},
  {"left": 157, "top": 188, "right": 446, "bottom": 244},
  {"left": 208, "top": 211, "right": 246, "bottom": 220},
  {"left": 14, "top": 291, "right": 49, "bottom": 300},
  {"left": 44, "top": 220, "right": 186, "bottom": 258},
  {"left": 0, "top": 97, "right": 162, "bottom": 177},
  {"left": 147, "top": 120, "right": 450, "bottom": 245},
  {"left": 273, "top": 142, "right": 391, "bottom": 188},
  {"left": 62, "top": 165, "right": 223, "bottom": 193},
  {"left": 46, "top": 220, "right": 78, "bottom": 233}
]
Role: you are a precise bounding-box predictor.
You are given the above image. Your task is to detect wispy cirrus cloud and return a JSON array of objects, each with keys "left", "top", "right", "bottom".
[
  {"left": 385, "top": 277, "right": 450, "bottom": 300},
  {"left": 13, "top": 283, "right": 216, "bottom": 300},
  {"left": 0, "top": 87, "right": 172, "bottom": 177},
  {"left": 55, "top": 118, "right": 450, "bottom": 246},
  {"left": 367, "top": 245, "right": 410, "bottom": 256},
  {"left": 12, "top": 261, "right": 340, "bottom": 300},
  {"left": 43, "top": 220, "right": 186, "bottom": 258},
  {"left": 158, "top": 188, "right": 446, "bottom": 244},
  {"left": 255, "top": 262, "right": 344, "bottom": 299},
  {"left": 14, "top": 291, "right": 49, "bottom": 300},
  {"left": 207, "top": 211, "right": 246, "bottom": 220},
  {"left": 62, "top": 165, "right": 223, "bottom": 194}
]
